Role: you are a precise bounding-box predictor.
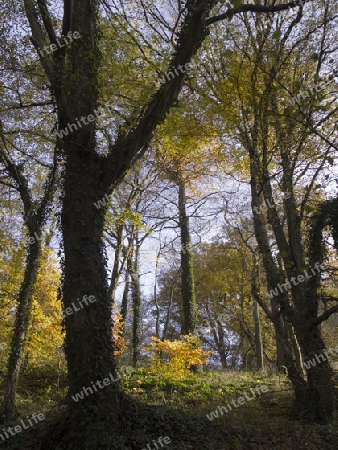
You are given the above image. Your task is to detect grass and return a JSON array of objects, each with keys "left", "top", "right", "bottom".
[{"left": 0, "top": 367, "right": 337, "bottom": 449}]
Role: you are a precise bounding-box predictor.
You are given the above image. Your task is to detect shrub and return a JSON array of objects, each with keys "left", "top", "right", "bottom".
[{"left": 146, "top": 335, "right": 213, "bottom": 383}]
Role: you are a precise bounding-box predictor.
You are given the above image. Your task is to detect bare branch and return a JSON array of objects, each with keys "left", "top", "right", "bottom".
[
  {"left": 37, "top": 0, "right": 57, "bottom": 45},
  {"left": 311, "top": 304, "right": 338, "bottom": 328},
  {"left": 206, "top": 1, "right": 311, "bottom": 26}
]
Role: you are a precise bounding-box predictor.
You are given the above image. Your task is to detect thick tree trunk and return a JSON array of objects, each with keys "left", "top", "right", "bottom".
[
  {"left": 178, "top": 180, "right": 197, "bottom": 335},
  {"left": 61, "top": 152, "right": 122, "bottom": 448},
  {"left": 0, "top": 237, "right": 41, "bottom": 422},
  {"left": 22, "top": 0, "right": 224, "bottom": 445},
  {"left": 289, "top": 324, "right": 334, "bottom": 423},
  {"left": 275, "top": 315, "right": 289, "bottom": 370}
]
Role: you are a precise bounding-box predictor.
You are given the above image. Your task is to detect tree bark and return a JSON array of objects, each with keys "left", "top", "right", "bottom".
[
  {"left": 132, "top": 239, "right": 142, "bottom": 367},
  {"left": 108, "top": 224, "right": 124, "bottom": 302},
  {"left": 178, "top": 180, "right": 197, "bottom": 335},
  {"left": 21, "top": 0, "right": 235, "bottom": 445},
  {"left": 61, "top": 153, "right": 122, "bottom": 446},
  {"left": 288, "top": 323, "right": 305, "bottom": 379},
  {"left": 120, "top": 253, "right": 132, "bottom": 334},
  {"left": 214, "top": 320, "right": 228, "bottom": 369},
  {"left": 0, "top": 237, "right": 41, "bottom": 422},
  {"left": 251, "top": 259, "right": 264, "bottom": 371},
  {"left": 0, "top": 134, "right": 57, "bottom": 422},
  {"left": 253, "top": 300, "right": 264, "bottom": 371},
  {"left": 162, "top": 282, "right": 175, "bottom": 342}
]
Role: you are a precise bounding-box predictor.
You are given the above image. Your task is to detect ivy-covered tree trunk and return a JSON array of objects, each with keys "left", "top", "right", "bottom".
[
  {"left": 61, "top": 154, "right": 123, "bottom": 448},
  {"left": 23, "top": 0, "right": 226, "bottom": 445},
  {"left": 0, "top": 147, "right": 57, "bottom": 422},
  {"left": 178, "top": 179, "right": 197, "bottom": 335},
  {"left": 250, "top": 173, "right": 309, "bottom": 414},
  {"left": 51, "top": 3, "right": 122, "bottom": 446},
  {"left": 249, "top": 140, "right": 334, "bottom": 423},
  {"left": 0, "top": 237, "right": 41, "bottom": 422}
]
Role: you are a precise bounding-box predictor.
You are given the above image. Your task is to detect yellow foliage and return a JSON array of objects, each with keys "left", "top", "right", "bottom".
[
  {"left": 27, "top": 247, "right": 64, "bottom": 370},
  {"left": 146, "top": 335, "right": 213, "bottom": 382},
  {"left": 112, "top": 304, "right": 127, "bottom": 357}
]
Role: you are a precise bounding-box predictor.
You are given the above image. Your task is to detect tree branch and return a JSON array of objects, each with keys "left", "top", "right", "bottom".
[
  {"left": 206, "top": 0, "right": 310, "bottom": 26},
  {"left": 23, "top": 0, "right": 54, "bottom": 82},
  {"left": 1, "top": 101, "right": 53, "bottom": 112},
  {"left": 37, "top": 0, "right": 57, "bottom": 45},
  {"left": 105, "top": 0, "right": 214, "bottom": 189},
  {"left": 310, "top": 304, "right": 338, "bottom": 328}
]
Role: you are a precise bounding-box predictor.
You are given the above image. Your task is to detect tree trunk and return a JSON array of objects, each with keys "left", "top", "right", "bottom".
[
  {"left": 108, "top": 224, "right": 124, "bottom": 302},
  {"left": 250, "top": 260, "right": 264, "bottom": 371},
  {"left": 61, "top": 153, "right": 122, "bottom": 447},
  {"left": 0, "top": 147, "right": 57, "bottom": 422},
  {"left": 162, "top": 281, "right": 175, "bottom": 341},
  {"left": 22, "top": 0, "right": 223, "bottom": 445},
  {"left": 288, "top": 323, "right": 305, "bottom": 379},
  {"left": 120, "top": 254, "right": 131, "bottom": 334},
  {"left": 0, "top": 237, "right": 41, "bottom": 421},
  {"left": 253, "top": 300, "right": 264, "bottom": 371},
  {"left": 178, "top": 180, "right": 197, "bottom": 335},
  {"left": 249, "top": 166, "right": 311, "bottom": 415},
  {"left": 154, "top": 248, "right": 161, "bottom": 339},
  {"left": 132, "top": 240, "right": 142, "bottom": 368},
  {"left": 215, "top": 320, "right": 228, "bottom": 369}
]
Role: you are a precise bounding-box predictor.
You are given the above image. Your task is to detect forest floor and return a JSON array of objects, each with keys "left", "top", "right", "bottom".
[{"left": 0, "top": 368, "right": 337, "bottom": 449}]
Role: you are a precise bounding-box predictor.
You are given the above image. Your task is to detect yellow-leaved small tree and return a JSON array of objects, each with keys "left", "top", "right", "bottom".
[{"left": 146, "top": 335, "right": 212, "bottom": 383}]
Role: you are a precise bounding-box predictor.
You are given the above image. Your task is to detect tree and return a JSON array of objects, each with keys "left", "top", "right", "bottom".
[
  {"left": 5, "top": 0, "right": 308, "bottom": 445},
  {"left": 199, "top": 2, "right": 338, "bottom": 422},
  {"left": 20, "top": 0, "right": 222, "bottom": 446},
  {"left": 0, "top": 124, "right": 58, "bottom": 421}
]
